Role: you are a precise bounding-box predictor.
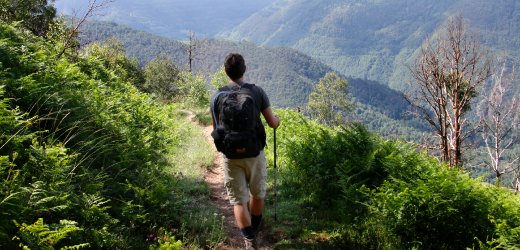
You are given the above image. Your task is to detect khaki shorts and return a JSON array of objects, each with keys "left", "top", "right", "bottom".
[{"left": 223, "top": 150, "right": 267, "bottom": 205}]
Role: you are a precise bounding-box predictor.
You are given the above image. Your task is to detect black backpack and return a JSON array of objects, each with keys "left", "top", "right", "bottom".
[{"left": 211, "top": 83, "right": 266, "bottom": 159}]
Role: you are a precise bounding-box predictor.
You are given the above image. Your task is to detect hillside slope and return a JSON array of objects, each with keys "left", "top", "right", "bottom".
[
  {"left": 222, "top": 0, "right": 520, "bottom": 91},
  {"left": 79, "top": 21, "right": 424, "bottom": 137},
  {"left": 0, "top": 21, "right": 221, "bottom": 248},
  {"left": 80, "top": 21, "right": 407, "bottom": 110}
]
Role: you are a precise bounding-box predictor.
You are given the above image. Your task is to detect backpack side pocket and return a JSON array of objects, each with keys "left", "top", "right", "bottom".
[{"left": 211, "top": 128, "right": 226, "bottom": 152}]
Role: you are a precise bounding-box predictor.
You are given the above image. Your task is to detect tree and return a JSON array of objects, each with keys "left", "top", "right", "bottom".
[
  {"left": 307, "top": 71, "right": 353, "bottom": 126},
  {"left": 83, "top": 37, "right": 144, "bottom": 84},
  {"left": 143, "top": 55, "right": 180, "bottom": 102},
  {"left": 176, "top": 72, "right": 209, "bottom": 107},
  {"left": 57, "top": 0, "right": 114, "bottom": 58},
  {"left": 0, "top": 0, "right": 56, "bottom": 36},
  {"left": 477, "top": 61, "right": 519, "bottom": 185},
  {"left": 210, "top": 66, "right": 229, "bottom": 91},
  {"left": 186, "top": 31, "right": 201, "bottom": 73},
  {"left": 408, "top": 15, "right": 491, "bottom": 168}
]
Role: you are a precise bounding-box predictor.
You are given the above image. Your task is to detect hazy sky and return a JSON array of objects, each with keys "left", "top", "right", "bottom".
[{"left": 53, "top": 0, "right": 276, "bottom": 38}]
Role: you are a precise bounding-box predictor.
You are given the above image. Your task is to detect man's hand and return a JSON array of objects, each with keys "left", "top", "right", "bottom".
[{"left": 262, "top": 107, "right": 280, "bottom": 129}]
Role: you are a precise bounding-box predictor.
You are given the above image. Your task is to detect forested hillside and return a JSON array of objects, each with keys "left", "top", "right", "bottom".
[
  {"left": 80, "top": 21, "right": 426, "bottom": 138},
  {"left": 3, "top": 2, "right": 520, "bottom": 248},
  {"left": 79, "top": 21, "right": 325, "bottom": 108},
  {"left": 54, "top": 0, "right": 274, "bottom": 38},
  {"left": 4, "top": 19, "right": 520, "bottom": 247},
  {"left": 223, "top": 0, "right": 520, "bottom": 92}
]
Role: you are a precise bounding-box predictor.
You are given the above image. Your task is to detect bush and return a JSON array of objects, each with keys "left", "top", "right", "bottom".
[
  {"left": 271, "top": 110, "right": 389, "bottom": 219},
  {"left": 0, "top": 21, "right": 192, "bottom": 248},
  {"left": 269, "top": 109, "right": 520, "bottom": 249}
]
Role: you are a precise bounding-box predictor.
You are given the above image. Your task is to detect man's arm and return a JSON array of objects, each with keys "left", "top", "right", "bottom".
[{"left": 261, "top": 107, "right": 280, "bottom": 129}]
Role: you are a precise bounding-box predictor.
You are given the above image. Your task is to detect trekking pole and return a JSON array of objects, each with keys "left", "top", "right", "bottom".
[{"left": 273, "top": 128, "right": 278, "bottom": 221}]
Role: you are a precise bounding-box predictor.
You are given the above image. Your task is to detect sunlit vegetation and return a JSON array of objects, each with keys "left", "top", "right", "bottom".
[
  {"left": 0, "top": 20, "right": 222, "bottom": 248},
  {"left": 2, "top": 1, "right": 519, "bottom": 249},
  {"left": 263, "top": 110, "right": 520, "bottom": 249},
  {"left": 79, "top": 20, "right": 428, "bottom": 142}
]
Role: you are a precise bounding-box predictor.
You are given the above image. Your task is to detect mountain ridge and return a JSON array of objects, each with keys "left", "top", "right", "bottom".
[
  {"left": 222, "top": 0, "right": 520, "bottom": 92},
  {"left": 79, "top": 20, "right": 424, "bottom": 137},
  {"left": 58, "top": 0, "right": 520, "bottom": 95}
]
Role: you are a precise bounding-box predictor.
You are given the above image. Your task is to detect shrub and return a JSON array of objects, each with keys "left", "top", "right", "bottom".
[
  {"left": 0, "top": 21, "right": 191, "bottom": 248},
  {"left": 272, "top": 110, "right": 389, "bottom": 219},
  {"left": 269, "top": 109, "right": 520, "bottom": 249}
]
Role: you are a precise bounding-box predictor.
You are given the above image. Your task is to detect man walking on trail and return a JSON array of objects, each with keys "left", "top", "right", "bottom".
[{"left": 211, "top": 53, "right": 280, "bottom": 249}]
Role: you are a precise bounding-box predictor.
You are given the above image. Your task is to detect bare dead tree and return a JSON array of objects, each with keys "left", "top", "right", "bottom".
[
  {"left": 477, "top": 61, "right": 519, "bottom": 185},
  {"left": 407, "top": 42, "right": 450, "bottom": 163},
  {"left": 186, "top": 31, "right": 197, "bottom": 72},
  {"left": 515, "top": 162, "right": 520, "bottom": 192},
  {"left": 57, "top": 0, "right": 114, "bottom": 58},
  {"left": 408, "top": 15, "right": 492, "bottom": 168}
]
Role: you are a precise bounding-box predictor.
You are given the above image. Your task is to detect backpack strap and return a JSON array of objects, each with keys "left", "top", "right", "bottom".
[{"left": 211, "top": 91, "right": 226, "bottom": 129}]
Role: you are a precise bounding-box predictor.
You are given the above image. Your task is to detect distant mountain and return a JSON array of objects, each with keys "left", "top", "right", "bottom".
[
  {"left": 79, "top": 21, "right": 425, "bottom": 137},
  {"left": 222, "top": 0, "right": 520, "bottom": 92},
  {"left": 54, "top": 0, "right": 274, "bottom": 39},
  {"left": 59, "top": 0, "right": 520, "bottom": 93},
  {"left": 79, "top": 21, "right": 326, "bottom": 107}
]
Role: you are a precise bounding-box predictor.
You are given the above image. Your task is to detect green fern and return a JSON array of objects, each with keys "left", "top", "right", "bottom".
[{"left": 13, "top": 218, "right": 89, "bottom": 249}]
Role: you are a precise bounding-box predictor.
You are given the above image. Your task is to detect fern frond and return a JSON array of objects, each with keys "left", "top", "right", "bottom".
[{"left": 14, "top": 218, "right": 87, "bottom": 249}]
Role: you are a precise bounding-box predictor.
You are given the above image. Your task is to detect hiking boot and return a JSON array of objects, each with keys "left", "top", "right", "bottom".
[
  {"left": 252, "top": 221, "right": 262, "bottom": 235},
  {"left": 244, "top": 238, "right": 257, "bottom": 250},
  {"left": 251, "top": 221, "right": 264, "bottom": 235}
]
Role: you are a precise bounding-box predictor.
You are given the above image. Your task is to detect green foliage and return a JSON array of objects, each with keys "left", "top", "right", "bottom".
[
  {"left": 82, "top": 37, "right": 145, "bottom": 84},
  {"left": 274, "top": 111, "right": 410, "bottom": 225},
  {"left": 195, "top": 109, "right": 212, "bottom": 126},
  {"left": 0, "top": 0, "right": 56, "bottom": 36},
  {"left": 143, "top": 55, "right": 181, "bottom": 101},
  {"left": 362, "top": 168, "right": 520, "bottom": 248},
  {"left": 478, "top": 218, "right": 520, "bottom": 249},
  {"left": 307, "top": 71, "right": 353, "bottom": 126},
  {"left": 267, "top": 109, "right": 520, "bottom": 249},
  {"left": 0, "top": 21, "right": 215, "bottom": 248},
  {"left": 150, "top": 230, "right": 183, "bottom": 250},
  {"left": 13, "top": 218, "right": 88, "bottom": 249},
  {"left": 210, "top": 65, "right": 228, "bottom": 91},
  {"left": 268, "top": 110, "right": 384, "bottom": 217},
  {"left": 177, "top": 71, "right": 209, "bottom": 108}
]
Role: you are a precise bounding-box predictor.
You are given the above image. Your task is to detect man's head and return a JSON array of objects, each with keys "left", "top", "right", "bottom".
[{"left": 224, "top": 53, "right": 246, "bottom": 81}]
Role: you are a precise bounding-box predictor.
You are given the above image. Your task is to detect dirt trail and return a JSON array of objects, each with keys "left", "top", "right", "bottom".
[{"left": 199, "top": 123, "right": 276, "bottom": 250}]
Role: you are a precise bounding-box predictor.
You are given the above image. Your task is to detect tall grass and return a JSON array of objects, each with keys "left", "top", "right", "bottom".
[
  {"left": 0, "top": 21, "right": 224, "bottom": 249},
  {"left": 166, "top": 109, "right": 225, "bottom": 248}
]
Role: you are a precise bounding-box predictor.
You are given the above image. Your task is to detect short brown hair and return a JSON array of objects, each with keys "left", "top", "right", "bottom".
[{"left": 224, "top": 53, "right": 246, "bottom": 81}]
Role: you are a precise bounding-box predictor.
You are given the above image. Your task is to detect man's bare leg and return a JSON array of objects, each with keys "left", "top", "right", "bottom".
[
  {"left": 250, "top": 197, "right": 264, "bottom": 231},
  {"left": 234, "top": 203, "right": 251, "bottom": 228}
]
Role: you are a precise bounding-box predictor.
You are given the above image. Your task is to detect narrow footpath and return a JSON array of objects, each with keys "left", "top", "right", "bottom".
[{"left": 200, "top": 124, "right": 277, "bottom": 249}]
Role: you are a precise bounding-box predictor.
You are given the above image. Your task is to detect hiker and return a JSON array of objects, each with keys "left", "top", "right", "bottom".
[{"left": 211, "top": 53, "right": 280, "bottom": 249}]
